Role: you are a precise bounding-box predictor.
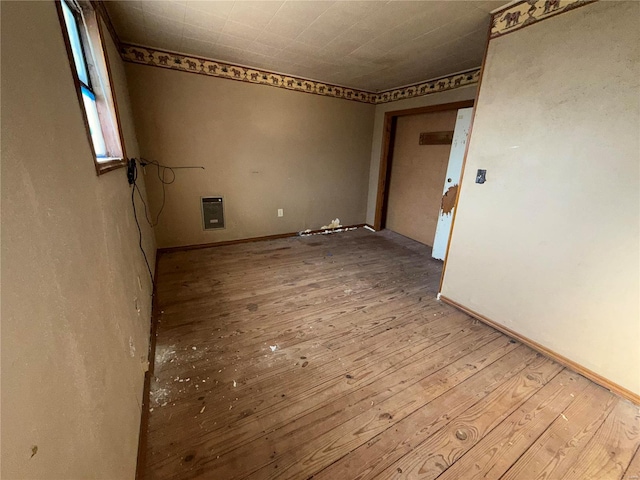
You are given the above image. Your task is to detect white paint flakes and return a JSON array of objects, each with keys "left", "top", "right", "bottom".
[
  {"left": 149, "top": 386, "right": 169, "bottom": 407},
  {"left": 233, "top": 380, "right": 237, "bottom": 387},
  {"left": 192, "top": 346, "right": 197, "bottom": 350},
  {"left": 270, "top": 345, "right": 277, "bottom": 352},
  {"left": 155, "top": 345, "right": 177, "bottom": 366},
  {"left": 129, "top": 337, "right": 136, "bottom": 357}
]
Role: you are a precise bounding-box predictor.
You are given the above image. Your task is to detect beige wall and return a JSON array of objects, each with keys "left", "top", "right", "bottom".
[
  {"left": 125, "top": 63, "right": 375, "bottom": 248},
  {"left": 366, "top": 84, "right": 477, "bottom": 225},
  {"left": 386, "top": 110, "right": 457, "bottom": 246},
  {"left": 1, "top": 2, "right": 155, "bottom": 478},
  {"left": 441, "top": 2, "right": 640, "bottom": 395}
]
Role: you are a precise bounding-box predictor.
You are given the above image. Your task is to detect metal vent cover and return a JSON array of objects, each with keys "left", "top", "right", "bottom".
[{"left": 201, "top": 196, "right": 225, "bottom": 230}]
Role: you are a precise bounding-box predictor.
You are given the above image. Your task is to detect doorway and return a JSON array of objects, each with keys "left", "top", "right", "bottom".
[
  {"left": 374, "top": 100, "right": 474, "bottom": 249},
  {"left": 385, "top": 109, "right": 458, "bottom": 246}
]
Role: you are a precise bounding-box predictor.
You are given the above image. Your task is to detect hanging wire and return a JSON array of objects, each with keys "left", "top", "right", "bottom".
[
  {"left": 129, "top": 161, "right": 154, "bottom": 289},
  {"left": 129, "top": 158, "right": 205, "bottom": 290}
]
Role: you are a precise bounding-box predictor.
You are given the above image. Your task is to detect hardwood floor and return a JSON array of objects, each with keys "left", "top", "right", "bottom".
[{"left": 140, "top": 229, "right": 640, "bottom": 480}]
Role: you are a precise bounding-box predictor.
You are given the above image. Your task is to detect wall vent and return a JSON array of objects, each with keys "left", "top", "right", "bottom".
[{"left": 202, "top": 197, "right": 225, "bottom": 230}]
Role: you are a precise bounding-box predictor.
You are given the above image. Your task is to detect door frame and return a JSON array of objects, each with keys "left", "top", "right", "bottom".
[{"left": 372, "top": 99, "right": 475, "bottom": 231}]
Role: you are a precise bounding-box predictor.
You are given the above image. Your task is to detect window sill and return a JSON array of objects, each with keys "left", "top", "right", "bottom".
[{"left": 95, "top": 157, "right": 126, "bottom": 175}]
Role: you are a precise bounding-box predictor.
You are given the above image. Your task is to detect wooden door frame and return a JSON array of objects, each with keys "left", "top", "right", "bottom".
[{"left": 372, "top": 99, "right": 475, "bottom": 231}]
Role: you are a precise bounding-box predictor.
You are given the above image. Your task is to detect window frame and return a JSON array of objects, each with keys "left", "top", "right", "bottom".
[{"left": 56, "top": 0, "right": 127, "bottom": 175}]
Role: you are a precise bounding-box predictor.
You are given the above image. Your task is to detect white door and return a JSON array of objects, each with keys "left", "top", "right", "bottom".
[{"left": 431, "top": 107, "right": 473, "bottom": 260}]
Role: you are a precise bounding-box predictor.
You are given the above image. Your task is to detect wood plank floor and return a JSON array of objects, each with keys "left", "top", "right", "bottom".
[{"left": 140, "top": 229, "right": 640, "bottom": 480}]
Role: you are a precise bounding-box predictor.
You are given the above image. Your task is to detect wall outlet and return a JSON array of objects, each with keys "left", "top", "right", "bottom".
[{"left": 278, "top": 209, "right": 284, "bottom": 217}]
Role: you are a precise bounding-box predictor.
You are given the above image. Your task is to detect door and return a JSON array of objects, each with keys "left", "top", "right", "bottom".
[
  {"left": 432, "top": 107, "right": 473, "bottom": 260},
  {"left": 385, "top": 109, "right": 459, "bottom": 247}
]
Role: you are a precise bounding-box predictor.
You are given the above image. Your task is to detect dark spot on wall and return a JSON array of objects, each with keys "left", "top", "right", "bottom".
[{"left": 441, "top": 184, "right": 459, "bottom": 215}]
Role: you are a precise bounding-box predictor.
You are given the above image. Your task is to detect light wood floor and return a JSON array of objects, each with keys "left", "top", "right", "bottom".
[{"left": 141, "top": 229, "right": 640, "bottom": 480}]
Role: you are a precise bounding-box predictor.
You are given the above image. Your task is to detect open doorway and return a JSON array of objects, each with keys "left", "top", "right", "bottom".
[{"left": 373, "top": 100, "right": 474, "bottom": 254}]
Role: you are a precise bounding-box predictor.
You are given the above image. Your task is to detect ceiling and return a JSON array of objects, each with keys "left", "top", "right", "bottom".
[{"left": 105, "top": 1, "right": 505, "bottom": 92}]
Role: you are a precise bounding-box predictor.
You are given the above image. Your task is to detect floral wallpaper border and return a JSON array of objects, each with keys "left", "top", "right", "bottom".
[
  {"left": 120, "top": 44, "right": 480, "bottom": 105},
  {"left": 490, "top": 0, "right": 598, "bottom": 38}
]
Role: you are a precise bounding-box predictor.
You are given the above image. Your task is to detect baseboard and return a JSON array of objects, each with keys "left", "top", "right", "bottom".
[
  {"left": 157, "top": 224, "right": 367, "bottom": 254},
  {"left": 135, "top": 252, "right": 161, "bottom": 479},
  {"left": 439, "top": 295, "right": 640, "bottom": 406}
]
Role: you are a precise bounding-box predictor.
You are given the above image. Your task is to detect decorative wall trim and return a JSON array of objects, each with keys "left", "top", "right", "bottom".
[
  {"left": 490, "top": 0, "right": 598, "bottom": 38},
  {"left": 120, "top": 43, "right": 480, "bottom": 105}
]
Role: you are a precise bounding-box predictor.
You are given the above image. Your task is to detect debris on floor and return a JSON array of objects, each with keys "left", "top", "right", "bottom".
[{"left": 321, "top": 218, "right": 342, "bottom": 230}]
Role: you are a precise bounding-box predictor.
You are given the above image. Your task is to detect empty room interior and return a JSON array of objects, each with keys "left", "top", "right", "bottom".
[{"left": 2, "top": 0, "right": 640, "bottom": 478}]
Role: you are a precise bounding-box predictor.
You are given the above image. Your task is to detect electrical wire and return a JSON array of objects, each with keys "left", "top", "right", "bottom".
[
  {"left": 139, "top": 158, "right": 175, "bottom": 227},
  {"left": 130, "top": 157, "right": 205, "bottom": 290},
  {"left": 130, "top": 160, "right": 154, "bottom": 291}
]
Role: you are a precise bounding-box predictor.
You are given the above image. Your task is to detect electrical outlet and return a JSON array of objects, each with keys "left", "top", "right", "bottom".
[{"left": 278, "top": 209, "right": 284, "bottom": 217}]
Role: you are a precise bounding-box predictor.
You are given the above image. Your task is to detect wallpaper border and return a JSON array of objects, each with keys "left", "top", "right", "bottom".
[
  {"left": 490, "top": 0, "right": 598, "bottom": 38},
  {"left": 120, "top": 44, "right": 480, "bottom": 105}
]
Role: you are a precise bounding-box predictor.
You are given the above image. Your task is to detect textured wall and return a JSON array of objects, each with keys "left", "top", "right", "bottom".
[
  {"left": 1, "top": 2, "right": 155, "bottom": 478},
  {"left": 125, "top": 63, "right": 376, "bottom": 248},
  {"left": 441, "top": 1, "right": 640, "bottom": 395}
]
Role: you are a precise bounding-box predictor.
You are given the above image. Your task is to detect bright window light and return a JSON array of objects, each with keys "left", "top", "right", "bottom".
[
  {"left": 81, "top": 86, "right": 107, "bottom": 158},
  {"left": 58, "top": 0, "right": 124, "bottom": 172},
  {"left": 61, "top": 1, "right": 89, "bottom": 86}
]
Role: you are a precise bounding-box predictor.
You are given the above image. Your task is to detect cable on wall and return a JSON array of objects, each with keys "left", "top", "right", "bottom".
[
  {"left": 128, "top": 158, "right": 205, "bottom": 291},
  {"left": 129, "top": 159, "right": 154, "bottom": 289}
]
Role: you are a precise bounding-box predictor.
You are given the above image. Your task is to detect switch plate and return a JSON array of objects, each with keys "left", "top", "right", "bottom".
[
  {"left": 277, "top": 209, "right": 284, "bottom": 217},
  {"left": 476, "top": 169, "right": 487, "bottom": 184}
]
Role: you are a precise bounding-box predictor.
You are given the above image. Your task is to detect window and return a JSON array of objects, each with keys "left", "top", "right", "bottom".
[{"left": 57, "top": 0, "right": 125, "bottom": 174}]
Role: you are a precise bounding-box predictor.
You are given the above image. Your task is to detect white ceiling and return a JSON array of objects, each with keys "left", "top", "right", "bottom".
[{"left": 106, "top": 1, "right": 505, "bottom": 92}]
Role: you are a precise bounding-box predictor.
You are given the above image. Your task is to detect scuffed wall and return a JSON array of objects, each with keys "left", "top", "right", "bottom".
[
  {"left": 1, "top": 2, "right": 156, "bottom": 478},
  {"left": 124, "top": 63, "right": 375, "bottom": 248},
  {"left": 441, "top": 2, "right": 640, "bottom": 395},
  {"left": 365, "top": 84, "right": 477, "bottom": 225}
]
